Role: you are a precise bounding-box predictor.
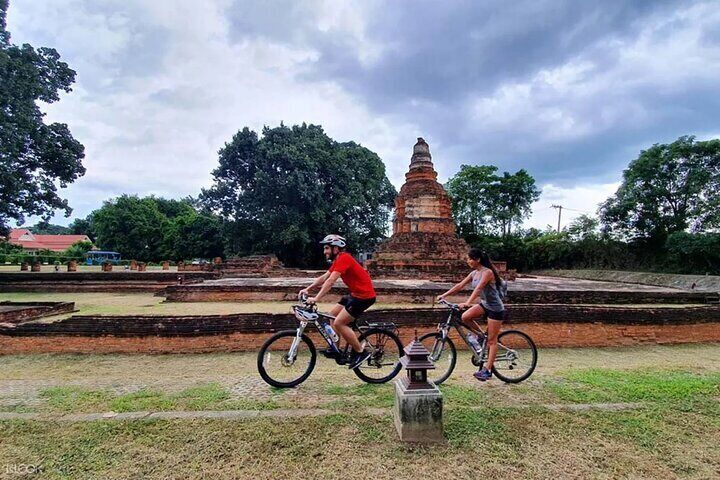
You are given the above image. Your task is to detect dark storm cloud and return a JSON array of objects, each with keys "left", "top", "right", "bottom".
[{"left": 225, "top": 0, "right": 718, "bottom": 184}]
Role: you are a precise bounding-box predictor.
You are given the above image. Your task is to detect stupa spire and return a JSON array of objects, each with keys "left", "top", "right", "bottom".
[{"left": 409, "top": 137, "right": 434, "bottom": 171}]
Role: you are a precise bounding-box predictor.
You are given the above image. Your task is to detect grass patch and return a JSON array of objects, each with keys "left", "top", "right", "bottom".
[
  {"left": 547, "top": 368, "right": 720, "bottom": 404},
  {"left": 40, "top": 386, "right": 112, "bottom": 412},
  {"left": 323, "top": 383, "right": 395, "bottom": 409},
  {"left": 440, "top": 383, "right": 486, "bottom": 407},
  {"left": 36, "top": 383, "right": 281, "bottom": 414},
  {"left": 444, "top": 406, "right": 512, "bottom": 448}
]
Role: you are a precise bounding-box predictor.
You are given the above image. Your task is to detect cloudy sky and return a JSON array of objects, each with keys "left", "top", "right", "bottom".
[{"left": 7, "top": 0, "right": 720, "bottom": 230}]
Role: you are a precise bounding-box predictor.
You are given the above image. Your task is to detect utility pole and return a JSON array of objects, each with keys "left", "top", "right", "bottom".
[{"left": 551, "top": 204, "right": 563, "bottom": 233}]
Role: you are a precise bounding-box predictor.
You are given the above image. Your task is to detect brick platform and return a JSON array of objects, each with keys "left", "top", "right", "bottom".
[
  {"left": 2, "top": 305, "right": 718, "bottom": 354},
  {"left": 0, "top": 301, "right": 75, "bottom": 324},
  {"left": 0, "top": 271, "right": 219, "bottom": 293},
  {"left": 163, "top": 276, "right": 709, "bottom": 304}
]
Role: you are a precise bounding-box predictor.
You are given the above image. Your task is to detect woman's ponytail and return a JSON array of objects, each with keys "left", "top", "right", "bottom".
[{"left": 468, "top": 248, "right": 502, "bottom": 290}]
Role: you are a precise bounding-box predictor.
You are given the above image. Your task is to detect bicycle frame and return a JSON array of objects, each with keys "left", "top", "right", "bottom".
[
  {"left": 434, "top": 300, "right": 520, "bottom": 365},
  {"left": 434, "top": 307, "right": 488, "bottom": 361},
  {"left": 288, "top": 302, "right": 398, "bottom": 362}
]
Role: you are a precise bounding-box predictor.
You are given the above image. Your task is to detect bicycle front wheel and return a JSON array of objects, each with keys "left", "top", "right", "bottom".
[
  {"left": 418, "top": 332, "right": 456, "bottom": 385},
  {"left": 257, "top": 330, "right": 316, "bottom": 388},
  {"left": 491, "top": 330, "right": 537, "bottom": 383},
  {"left": 352, "top": 328, "right": 403, "bottom": 384}
]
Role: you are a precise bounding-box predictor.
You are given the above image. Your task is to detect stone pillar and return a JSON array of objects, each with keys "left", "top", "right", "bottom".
[
  {"left": 102, "top": 262, "right": 113, "bottom": 272},
  {"left": 31, "top": 262, "right": 41, "bottom": 272},
  {"left": 394, "top": 379, "right": 444, "bottom": 444},
  {"left": 213, "top": 256, "right": 223, "bottom": 265},
  {"left": 137, "top": 262, "right": 147, "bottom": 272},
  {"left": 393, "top": 337, "right": 445, "bottom": 444},
  {"left": 20, "top": 262, "right": 29, "bottom": 271},
  {"left": 161, "top": 260, "right": 170, "bottom": 270},
  {"left": 67, "top": 260, "right": 77, "bottom": 272},
  {"left": 130, "top": 260, "right": 138, "bottom": 271},
  {"left": 177, "top": 261, "right": 185, "bottom": 272}
]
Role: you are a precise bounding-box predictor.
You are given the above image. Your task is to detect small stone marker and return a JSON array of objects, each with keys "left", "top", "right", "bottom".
[
  {"left": 137, "top": 262, "right": 147, "bottom": 272},
  {"left": 394, "top": 334, "right": 445, "bottom": 444},
  {"left": 20, "top": 262, "right": 29, "bottom": 271},
  {"left": 161, "top": 260, "right": 169, "bottom": 270},
  {"left": 130, "top": 260, "right": 138, "bottom": 271},
  {"left": 67, "top": 260, "right": 77, "bottom": 272},
  {"left": 31, "top": 262, "right": 41, "bottom": 272}
]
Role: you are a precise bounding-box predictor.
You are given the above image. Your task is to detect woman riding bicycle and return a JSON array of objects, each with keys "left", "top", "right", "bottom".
[{"left": 437, "top": 248, "right": 507, "bottom": 381}]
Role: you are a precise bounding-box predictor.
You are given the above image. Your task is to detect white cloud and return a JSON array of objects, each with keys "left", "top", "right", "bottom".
[
  {"left": 525, "top": 182, "right": 620, "bottom": 231},
  {"left": 7, "top": 0, "right": 418, "bottom": 224}
]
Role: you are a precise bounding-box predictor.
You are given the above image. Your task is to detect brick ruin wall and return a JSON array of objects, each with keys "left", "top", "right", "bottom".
[
  {"left": 163, "top": 283, "right": 710, "bottom": 305},
  {"left": 0, "top": 302, "right": 75, "bottom": 324},
  {"left": 2, "top": 305, "right": 719, "bottom": 354},
  {"left": 0, "top": 272, "right": 219, "bottom": 293}
]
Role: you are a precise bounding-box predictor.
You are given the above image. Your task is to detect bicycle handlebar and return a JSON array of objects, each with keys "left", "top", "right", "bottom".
[{"left": 438, "top": 298, "right": 460, "bottom": 310}]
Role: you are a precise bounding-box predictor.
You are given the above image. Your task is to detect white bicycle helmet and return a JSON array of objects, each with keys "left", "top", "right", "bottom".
[{"left": 319, "top": 234, "right": 347, "bottom": 248}]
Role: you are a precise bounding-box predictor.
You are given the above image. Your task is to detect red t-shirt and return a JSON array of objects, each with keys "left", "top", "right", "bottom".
[{"left": 329, "top": 252, "right": 376, "bottom": 299}]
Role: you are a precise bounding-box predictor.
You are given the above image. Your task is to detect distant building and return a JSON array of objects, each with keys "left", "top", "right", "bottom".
[{"left": 8, "top": 229, "right": 92, "bottom": 252}]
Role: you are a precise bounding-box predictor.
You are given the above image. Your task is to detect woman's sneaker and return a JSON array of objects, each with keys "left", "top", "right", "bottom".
[{"left": 473, "top": 368, "right": 492, "bottom": 381}]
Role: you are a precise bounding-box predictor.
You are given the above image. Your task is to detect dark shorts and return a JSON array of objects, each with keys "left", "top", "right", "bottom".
[
  {"left": 480, "top": 302, "right": 508, "bottom": 321},
  {"left": 339, "top": 295, "right": 376, "bottom": 319}
]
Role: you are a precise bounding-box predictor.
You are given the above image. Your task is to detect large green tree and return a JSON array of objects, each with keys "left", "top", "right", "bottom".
[
  {"left": 446, "top": 165, "right": 540, "bottom": 237},
  {"left": 201, "top": 124, "right": 396, "bottom": 267},
  {"left": 599, "top": 136, "right": 720, "bottom": 240},
  {"left": 0, "top": 1, "right": 85, "bottom": 234},
  {"left": 92, "top": 195, "right": 169, "bottom": 261},
  {"left": 90, "top": 195, "right": 224, "bottom": 261}
]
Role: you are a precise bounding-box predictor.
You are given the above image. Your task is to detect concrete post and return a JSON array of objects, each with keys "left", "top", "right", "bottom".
[{"left": 393, "top": 337, "right": 445, "bottom": 444}]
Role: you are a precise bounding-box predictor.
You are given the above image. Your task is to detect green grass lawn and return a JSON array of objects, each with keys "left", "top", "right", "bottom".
[{"left": 0, "top": 345, "right": 719, "bottom": 478}]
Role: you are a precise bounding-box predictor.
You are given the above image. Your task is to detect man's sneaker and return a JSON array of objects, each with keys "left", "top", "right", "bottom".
[
  {"left": 347, "top": 349, "right": 372, "bottom": 370},
  {"left": 320, "top": 347, "right": 338, "bottom": 359},
  {"left": 473, "top": 368, "right": 492, "bottom": 382}
]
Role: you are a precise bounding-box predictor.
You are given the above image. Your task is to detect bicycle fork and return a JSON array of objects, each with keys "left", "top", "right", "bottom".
[{"left": 287, "top": 321, "right": 308, "bottom": 361}]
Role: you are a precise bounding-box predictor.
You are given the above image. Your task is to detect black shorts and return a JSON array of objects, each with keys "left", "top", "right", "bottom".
[
  {"left": 481, "top": 302, "right": 508, "bottom": 321},
  {"left": 339, "top": 295, "right": 376, "bottom": 319}
]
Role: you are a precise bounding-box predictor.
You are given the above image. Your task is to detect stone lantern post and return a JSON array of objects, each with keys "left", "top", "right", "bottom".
[{"left": 394, "top": 335, "right": 445, "bottom": 443}]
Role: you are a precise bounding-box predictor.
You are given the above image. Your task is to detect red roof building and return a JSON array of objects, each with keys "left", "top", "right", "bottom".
[{"left": 8, "top": 229, "right": 92, "bottom": 252}]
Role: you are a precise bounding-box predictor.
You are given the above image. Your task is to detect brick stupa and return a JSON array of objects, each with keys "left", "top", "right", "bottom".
[{"left": 367, "top": 138, "right": 469, "bottom": 280}]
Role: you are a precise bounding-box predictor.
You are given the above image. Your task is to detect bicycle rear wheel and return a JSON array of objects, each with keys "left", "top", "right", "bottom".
[
  {"left": 418, "top": 332, "right": 456, "bottom": 385},
  {"left": 352, "top": 328, "right": 403, "bottom": 384},
  {"left": 491, "top": 330, "right": 537, "bottom": 383},
  {"left": 257, "top": 330, "right": 316, "bottom": 388}
]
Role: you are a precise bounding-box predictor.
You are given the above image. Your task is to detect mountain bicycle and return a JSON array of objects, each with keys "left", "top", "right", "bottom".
[
  {"left": 418, "top": 299, "right": 537, "bottom": 384},
  {"left": 257, "top": 295, "right": 404, "bottom": 388}
]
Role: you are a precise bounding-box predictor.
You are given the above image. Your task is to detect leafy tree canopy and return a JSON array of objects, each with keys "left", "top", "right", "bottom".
[
  {"left": 446, "top": 165, "right": 540, "bottom": 238},
  {"left": 90, "top": 195, "right": 223, "bottom": 262},
  {"left": 28, "top": 221, "right": 70, "bottom": 235},
  {"left": 599, "top": 135, "right": 720, "bottom": 240},
  {"left": 0, "top": 0, "right": 85, "bottom": 234},
  {"left": 200, "top": 123, "right": 397, "bottom": 266}
]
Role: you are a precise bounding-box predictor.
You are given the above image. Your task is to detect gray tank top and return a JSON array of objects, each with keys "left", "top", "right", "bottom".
[{"left": 471, "top": 269, "right": 504, "bottom": 311}]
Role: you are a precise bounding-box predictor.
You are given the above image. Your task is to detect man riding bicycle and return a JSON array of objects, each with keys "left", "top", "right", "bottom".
[{"left": 299, "top": 234, "right": 376, "bottom": 370}]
